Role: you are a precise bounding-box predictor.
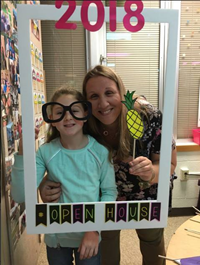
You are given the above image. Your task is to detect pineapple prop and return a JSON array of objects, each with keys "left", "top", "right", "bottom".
[{"left": 122, "top": 90, "right": 144, "bottom": 158}]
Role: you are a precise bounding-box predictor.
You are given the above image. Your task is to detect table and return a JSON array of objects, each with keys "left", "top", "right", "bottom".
[{"left": 166, "top": 215, "right": 200, "bottom": 264}]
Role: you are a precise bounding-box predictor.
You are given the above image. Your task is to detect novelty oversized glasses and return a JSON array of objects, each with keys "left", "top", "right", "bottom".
[{"left": 42, "top": 101, "right": 92, "bottom": 123}]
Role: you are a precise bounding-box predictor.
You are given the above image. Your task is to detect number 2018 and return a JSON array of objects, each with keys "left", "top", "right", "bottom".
[{"left": 55, "top": 0, "right": 145, "bottom": 32}]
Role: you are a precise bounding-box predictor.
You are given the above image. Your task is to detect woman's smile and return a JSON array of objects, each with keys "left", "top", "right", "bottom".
[{"left": 98, "top": 108, "right": 113, "bottom": 116}]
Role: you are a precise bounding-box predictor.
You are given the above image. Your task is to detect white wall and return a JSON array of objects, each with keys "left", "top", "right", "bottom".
[{"left": 172, "top": 151, "right": 200, "bottom": 208}]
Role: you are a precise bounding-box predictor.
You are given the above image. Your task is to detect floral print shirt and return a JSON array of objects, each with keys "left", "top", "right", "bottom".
[{"left": 114, "top": 102, "right": 176, "bottom": 201}]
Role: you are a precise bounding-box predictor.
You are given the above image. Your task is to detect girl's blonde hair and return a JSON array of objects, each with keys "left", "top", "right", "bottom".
[
  {"left": 46, "top": 85, "right": 86, "bottom": 143},
  {"left": 82, "top": 65, "right": 145, "bottom": 160}
]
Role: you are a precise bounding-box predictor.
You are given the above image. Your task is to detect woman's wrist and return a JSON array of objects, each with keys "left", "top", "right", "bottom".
[
  {"left": 138, "top": 170, "right": 156, "bottom": 190},
  {"left": 148, "top": 170, "right": 156, "bottom": 183},
  {"left": 139, "top": 170, "right": 155, "bottom": 183}
]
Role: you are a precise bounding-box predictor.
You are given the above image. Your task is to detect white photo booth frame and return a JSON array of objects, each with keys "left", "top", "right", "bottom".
[{"left": 17, "top": 4, "right": 179, "bottom": 234}]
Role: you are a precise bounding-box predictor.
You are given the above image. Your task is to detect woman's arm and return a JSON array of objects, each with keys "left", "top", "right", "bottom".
[
  {"left": 39, "top": 177, "right": 61, "bottom": 203},
  {"left": 170, "top": 147, "right": 177, "bottom": 175},
  {"left": 149, "top": 147, "right": 177, "bottom": 184},
  {"left": 128, "top": 147, "right": 177, "bottom": 184}
]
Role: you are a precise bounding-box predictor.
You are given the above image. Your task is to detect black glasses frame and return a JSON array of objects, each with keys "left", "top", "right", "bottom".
[{"left": 42, "top": 101, "right": 92, "bottom": 123}]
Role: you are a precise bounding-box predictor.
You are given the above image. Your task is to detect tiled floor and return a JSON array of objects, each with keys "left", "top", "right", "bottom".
[{"left": 37, "top": 216, "right": 191, "bottom": 265}]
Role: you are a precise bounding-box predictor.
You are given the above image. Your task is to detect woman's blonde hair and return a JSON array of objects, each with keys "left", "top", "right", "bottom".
[
  {"left": 82, "top": 65, "right": 145, "bottom": 160},
  {"left": 46, "top": 85, "right": 86, "bottom": 143}
]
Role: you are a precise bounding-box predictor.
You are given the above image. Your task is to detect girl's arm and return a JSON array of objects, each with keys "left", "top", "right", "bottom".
[
  {"left": 100, "top": 158, "right": 118, "bottom": 202},
  {"left": 76, "top": 152, "right": 117, "bottom": 259},
  {"left": 18, "top": 127, "right": 40, "bottom": 155},
  {"left": 11, "top": 150, "right": 47, "bottom": 203},
  {"left": 11, "top": 129, "right": 47, "bottom": 203},
  {"left": 78, "top": 231, "right": 99, "bottom": 260},
  {"left": 11, "top": 153, "right": 26, "bottom": 203}
]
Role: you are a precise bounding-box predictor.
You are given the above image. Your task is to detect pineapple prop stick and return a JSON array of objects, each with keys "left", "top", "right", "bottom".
[{"left": 122, "top": 91, "right": 144, "bottom": 159}]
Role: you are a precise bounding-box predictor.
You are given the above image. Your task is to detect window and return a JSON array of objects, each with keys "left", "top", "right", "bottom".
[
  {"left": 40, "top": 1, "right": 86, "bottom": 101},
  {"left": 177, "top": 1, "right": 200, "bottom": 139},
  {"left": 105, "top": 1, "right": 160, "bottom": 107}
]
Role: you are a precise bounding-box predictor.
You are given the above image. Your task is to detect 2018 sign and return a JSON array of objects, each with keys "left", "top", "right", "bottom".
[{"left": 55, "top": 0, "right": 145, "bottom": 32}]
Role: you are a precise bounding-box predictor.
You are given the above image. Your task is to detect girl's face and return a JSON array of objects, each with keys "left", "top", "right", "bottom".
[
  {"left": 51, "top": 94, "right": 86, "bottom": 138},
  {"left": 86, "top": 76, "right": 122, "bottom": 126}
]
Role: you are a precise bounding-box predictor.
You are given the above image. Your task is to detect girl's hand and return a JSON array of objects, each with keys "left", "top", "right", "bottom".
[
  {"left": 78, "top": 231, "right": 99, "bottom": 260},
  {"left": 39, "top": 178, "right": 61, "bottom": 203},
  {"left": 129, "top": 156, "right": 155, "bottom": 182},
  {"left": 18, "top": 127, "right": 40, "bottom": 155}
]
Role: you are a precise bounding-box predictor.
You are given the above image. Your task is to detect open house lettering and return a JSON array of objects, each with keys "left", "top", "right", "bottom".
[
  {"left": 55, "top": 0, "right": 145, "bottom": 32},
  {"left": 36, "top": 202, "right": 161, "bottom": 226}
]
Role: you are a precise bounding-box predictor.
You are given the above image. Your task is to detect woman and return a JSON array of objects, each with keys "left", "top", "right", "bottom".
[{"left": 40, "top": 65, "right": 177, "bottom": 265}]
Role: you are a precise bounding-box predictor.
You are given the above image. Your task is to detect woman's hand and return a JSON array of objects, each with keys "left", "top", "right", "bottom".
[
  {"left": 78, "top": 231, "right": 99, "bottom": 260},
  {"left": 129, "top": 156, "right": 156, "bottom": 182},
  {"left": 129, "top": 149, "right": 176, "bottom": 184},
  {"left": 39, "top": 178, "right": 61, "bottom": 203}
]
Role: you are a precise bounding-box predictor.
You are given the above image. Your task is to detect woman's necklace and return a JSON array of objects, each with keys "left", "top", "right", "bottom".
[
  {"left": 103, "top": 130, "right": 109, "bottom": 136},
  {"left": 100, "top": 124, "right": 119, "bottom": 150},
  {"left": 101, "top": 126, "right": 119, "bottom": 138},
  {"left": 100, "top": 119, "right": 119, "bottom": 139}
]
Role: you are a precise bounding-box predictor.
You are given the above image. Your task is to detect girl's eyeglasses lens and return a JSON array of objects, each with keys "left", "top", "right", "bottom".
[{"left": 45, "top": 102, "right": 90, "bottom": 121}]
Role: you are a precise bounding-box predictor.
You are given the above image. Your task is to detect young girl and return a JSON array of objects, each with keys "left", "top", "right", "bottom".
[{"left": 11, "top": 86, "right": 117, "bottom": 265}]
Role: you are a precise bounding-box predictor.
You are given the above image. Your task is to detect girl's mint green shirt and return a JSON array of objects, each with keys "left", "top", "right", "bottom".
[{"left": 11, "top": 135, "right": 117, "bottom": 248}]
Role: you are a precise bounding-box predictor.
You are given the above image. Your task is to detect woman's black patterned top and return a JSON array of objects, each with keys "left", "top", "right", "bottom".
[{"left": 114, "top": 102, "right": 176, "bottom": 201}]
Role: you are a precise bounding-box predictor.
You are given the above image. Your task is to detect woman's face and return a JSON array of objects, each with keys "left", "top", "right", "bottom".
[{"left": 86, "top": 76, "right": 122, "bottom": 126}]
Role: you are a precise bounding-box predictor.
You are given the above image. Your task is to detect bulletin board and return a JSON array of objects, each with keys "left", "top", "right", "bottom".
[
  {"left": 17, "top": 3, "right": 179, "bottom": 234},
  {"left": 198, "top": 84, "right": 200, "bottom": 127},
  {"left": 1, "top": 0, "right": 25, "bottom": 249}
]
